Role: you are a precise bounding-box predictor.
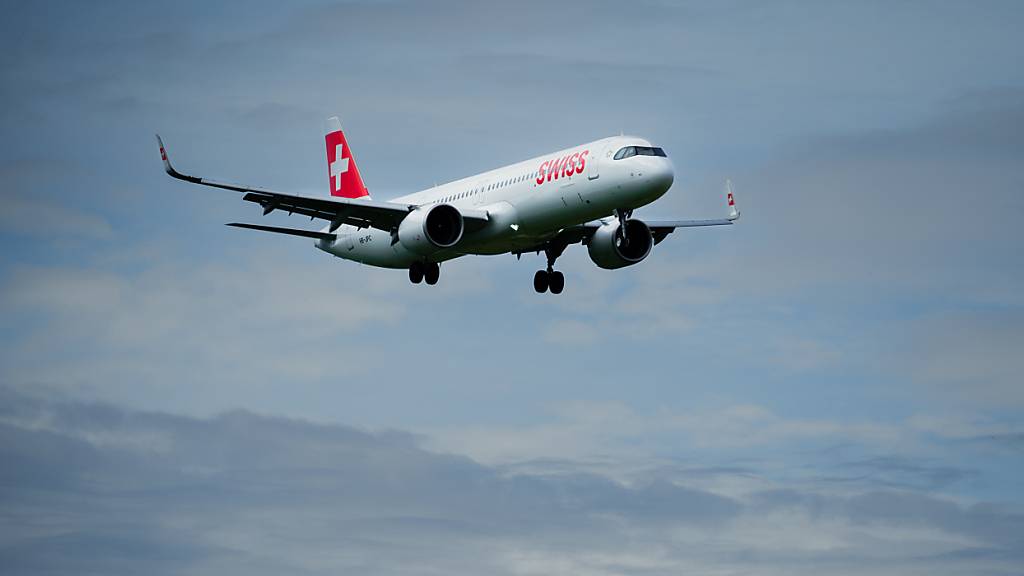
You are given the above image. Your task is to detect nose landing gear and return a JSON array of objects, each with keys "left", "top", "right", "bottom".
[{"left": 614, "top": 208, "right": 632, "bottom": 247}]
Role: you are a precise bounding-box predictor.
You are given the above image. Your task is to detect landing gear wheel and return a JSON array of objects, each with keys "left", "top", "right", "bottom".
[
  {"left": 534, "top": 270, "right": 549, "bottom": 293},
  {"left": 424, "top": 262, "right": 440, "bottom": 285},
  {"left": 409, "top": 262, "right": 424, "bottom": 284},
  {"left": 548, "top": 271, "right": 564, "bottom": 294}
]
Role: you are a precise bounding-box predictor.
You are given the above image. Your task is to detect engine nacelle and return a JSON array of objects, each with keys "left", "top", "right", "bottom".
[
  {"left": 398, "top": 204, "right": 464, "bottom": 254},
  {"left": 587, "top": 219, "right": 654, "bottom": 269}
]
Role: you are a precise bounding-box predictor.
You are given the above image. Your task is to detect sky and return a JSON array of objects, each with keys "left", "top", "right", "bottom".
[{"left": 1, "top": 0, "right": 1023, "bottom": 574}]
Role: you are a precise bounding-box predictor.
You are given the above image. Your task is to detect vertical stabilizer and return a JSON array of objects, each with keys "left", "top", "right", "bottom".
[{"left": 325, "top": 117, "right": 369, "bottom": 199}]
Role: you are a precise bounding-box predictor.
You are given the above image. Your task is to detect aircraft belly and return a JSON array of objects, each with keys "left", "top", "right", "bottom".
[
  {"left": 322, "top": 228, "right": 418, "bottom": 269},
  {"left": 514, "top": 188, "right": 583, "bottom": 234}
]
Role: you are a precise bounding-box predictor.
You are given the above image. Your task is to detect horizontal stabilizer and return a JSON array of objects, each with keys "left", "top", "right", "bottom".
[{"left": 227, "top": 223, "right": 336, "bottom": 241}]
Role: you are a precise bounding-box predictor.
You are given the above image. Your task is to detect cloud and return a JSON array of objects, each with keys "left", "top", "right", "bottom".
[
  {"left": 0, "top": 246, "right": 408, "bottom": 415},
  {"left": 868, "top": 309, "right": 1024, "bottom": 408},
  {"left": 0, "top": 162, "right": 113, "bottom": 240},
  {"left": 0, "top": 195, "right": 113, "bottom": 240},
  {"left": 823, "top": 456, "right": 979, "bottom": 491},
  {"left": 422, "top": 400, "right": 971, "bottom": 485},
  {"left": 1, "top": 388, "right": 1023, "bottom": 575}
]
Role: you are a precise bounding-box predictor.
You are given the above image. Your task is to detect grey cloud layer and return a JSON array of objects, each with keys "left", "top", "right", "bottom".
[{"left": 2, "top": 389, "right": 1022, "bottom": 576}]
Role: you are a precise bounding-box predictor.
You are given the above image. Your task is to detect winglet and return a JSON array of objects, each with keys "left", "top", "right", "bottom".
[
  {"left": 155, "top": 134, "right": 200, "bottom": 184},
  {"left": 726, "top": 179, "right": 740, "bottom": 221},
  {"left": 156, "top": 134, "right": 173, "bottom": 173}
]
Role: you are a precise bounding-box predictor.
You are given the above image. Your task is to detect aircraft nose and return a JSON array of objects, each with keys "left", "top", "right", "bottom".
[{"left": 648, "top": 158, "right": 674, "bottom": 190}]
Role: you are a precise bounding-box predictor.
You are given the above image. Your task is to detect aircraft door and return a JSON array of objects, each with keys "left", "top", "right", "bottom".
[
  {"left": 474, "top": 179, "right": 490, "bottom": 206},
  {"left": 588, "top": 146, "right": 602, "bottom": 180},
  {"left": 471, "top": 180, "right": 487, "bottom": 207}
]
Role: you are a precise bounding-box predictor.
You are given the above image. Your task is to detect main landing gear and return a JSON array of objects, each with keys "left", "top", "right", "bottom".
[
  {"left": 534, "top": 268, "right": 564, "bottom": 294},
  {"left": 409, "top": 261, "right": 440, "bottom": 285},
  {"left": 534, "top": 243, "right": 567, "bottom": 295}
]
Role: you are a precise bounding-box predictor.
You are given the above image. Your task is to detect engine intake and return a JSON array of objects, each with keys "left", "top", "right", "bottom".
[
  {"left": 587, "top": 219, "right": 653, "bottom": 269},
  {"left": 398, "top": 204, "right": 464, "bottom": 254}
]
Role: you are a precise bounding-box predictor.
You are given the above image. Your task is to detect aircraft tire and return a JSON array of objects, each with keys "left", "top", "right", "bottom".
[
  {"left": 409, "top": 262, "right": 424, "bottom": 284},
  {"left": 549, "top": 271, "right": 564, "bottom": 294},
  {"left": 424, "top": 262, "right": 440, "bottom": 285},
  {"left": 534, "top": 270, "right": 549, "bottom": 293}
]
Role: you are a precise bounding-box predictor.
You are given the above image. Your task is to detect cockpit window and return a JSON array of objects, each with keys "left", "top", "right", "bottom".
[
  {"left": 613, "top": 146, "right": 666, "bottom": 159},
  {"left": 637, "top": 146, "right": 667, "bottom": 157}
]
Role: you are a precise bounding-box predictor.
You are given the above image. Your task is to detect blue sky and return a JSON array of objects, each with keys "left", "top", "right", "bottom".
[{"left": 1, "top": 1, "right": 1023, "bottom": 573}]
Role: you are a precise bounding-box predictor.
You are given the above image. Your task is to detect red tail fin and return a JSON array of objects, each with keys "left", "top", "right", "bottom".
[{"left": 325, "top": 117, "right": 369, "bottom": 199}]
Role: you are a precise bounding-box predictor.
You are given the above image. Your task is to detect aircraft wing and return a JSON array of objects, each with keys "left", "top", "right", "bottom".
[
  {"left": 543, "top": 216, "right": 735, "bottom": 249},
  {"left": 157, "top": 135, "right": 415, "bottom": 233},
  {"left": 519, "top": 181, "right": 741, "bottom": 255},
  {"left": 645, "top": 180, "right": 741, "bottom": 243},
  {"left": 644, "top": 217, "right": 736, "bottom": 244}
]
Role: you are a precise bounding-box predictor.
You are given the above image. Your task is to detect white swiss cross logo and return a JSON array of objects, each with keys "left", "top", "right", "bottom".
[{"left": 330, "top": 143, "right": 349, "bottom": 190}]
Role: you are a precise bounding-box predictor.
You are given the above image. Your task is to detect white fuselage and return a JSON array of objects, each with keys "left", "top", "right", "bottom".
[{"left": 317, "top": 135, "right": 675, "bottom": 268}]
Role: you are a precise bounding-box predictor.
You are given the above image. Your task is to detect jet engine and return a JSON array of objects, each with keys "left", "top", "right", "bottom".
[
  {"left": 587, "top": 219, "right": 653, "bottom": 269},
  {"left": 398, "top": 204, "right": 464, "bottom": 254}
]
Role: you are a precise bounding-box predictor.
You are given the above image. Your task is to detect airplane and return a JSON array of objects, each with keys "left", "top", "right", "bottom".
[{"left": 157, "top": 117, "right": 739, "bottom": 294}]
